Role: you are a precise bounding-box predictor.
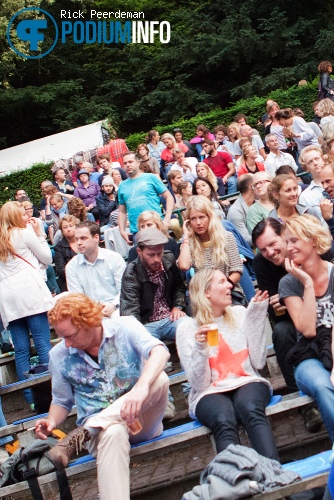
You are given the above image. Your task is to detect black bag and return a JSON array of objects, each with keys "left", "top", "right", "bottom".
[
  {"left": 0, "top": 438, "right": 72, "bottom": 499},
  {"left": 24, "top": 364, "right": 52, "bottom": 414}
]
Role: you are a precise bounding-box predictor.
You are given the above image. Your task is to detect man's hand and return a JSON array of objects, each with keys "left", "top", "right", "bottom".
[
  {"left": 320, "top": 198, "right": 334, "bottom": 221},
  {"left": 101, "top": 303, "right": 116, "bottom": 317},
  {"left": 222, "top": 175, "right": 229, "bottom": 184},
  {"left": 120, "top": 230, "right": 133, "bottom": 246},
  {"left": 120, "top": 384, "right": 149, "bottom": 426},
  {"left": 163, "top": 217, "right": 171, "bottom": 229},
  {"left": 169, "top": 307, "right": 186, "bottom": 322},
  {"left": 35, "top": 418, "right": 56, "bottom": 439}
]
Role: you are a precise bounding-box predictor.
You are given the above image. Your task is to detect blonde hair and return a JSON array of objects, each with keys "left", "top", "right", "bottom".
[
  {"left": 21, "top": 200, "right": 33, "bottom": 210},
  {"left": 241, "top": 143, "right": 255, "bottom": 163},
  {"left": 317, "top": 98, "right": 334, "bottom": 118},
  {"left": 284, "top": 215, "right": 332, "bottom": 255},
  {"left": 196, "top": 162, "right": 218, "bottom": 191},
  {"left": 0, "top": 201, "right": 26, "bottom": 261},
  {"left": 189, "top": 268, "right": 235, "bottom": 326},
  {"left": 48, "top": 293, "right": 103, "bottom": 329},
  {"left": 185, "top": 196, "right": 228, "bottom": 268},
  {"left": 299, "top": 145, "right": 324, "bottom": 169},
  {"left": 59, "top": 214, "right": 80, "bottom": 232},
  {"left": 227, "top": 122, "right": 241, "bottom": 142},
  {"left": 137, "top": 210, "right": 168, "bottom": 236}
]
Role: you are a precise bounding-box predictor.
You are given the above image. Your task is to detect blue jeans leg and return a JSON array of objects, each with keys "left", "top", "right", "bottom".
[
  {"left": 227, "top": 175, "right": 237, "bottom": 194},
  {"left": 9, "top": 313, "right": 51, "bottom": 404},
  {"left": 239, "top": 265, "right": 255, "bottom": 302},
  {"left": 295, "top": 358, "right": 334, "bottom": 441},
  {"left": 0, "top": 398, "right": 13, "bottom": 445},
  {"left": 144, "top": 316, "right": 187, "bottom": 341}
]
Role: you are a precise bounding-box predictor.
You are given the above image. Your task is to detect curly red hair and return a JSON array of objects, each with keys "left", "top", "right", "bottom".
[{"left": 48, "top": 293, "right": 103, "bottom": 329}]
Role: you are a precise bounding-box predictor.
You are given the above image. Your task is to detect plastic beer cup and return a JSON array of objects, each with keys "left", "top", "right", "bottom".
[{"left": 207, "top": 323, "right": 219, "bottom": 346}]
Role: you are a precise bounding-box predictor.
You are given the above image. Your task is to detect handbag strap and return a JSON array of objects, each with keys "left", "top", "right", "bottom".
[{"left": 15, "top": 254, "right": 36, "bottom": 269}]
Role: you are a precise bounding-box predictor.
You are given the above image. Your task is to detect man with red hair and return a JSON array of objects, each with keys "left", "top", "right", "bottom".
[{"left": 35, "top": 293, "right": 169, "bottom": 500}]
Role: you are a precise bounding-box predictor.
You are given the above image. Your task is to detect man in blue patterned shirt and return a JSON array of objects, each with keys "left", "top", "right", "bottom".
[{"left": 35, "top": 293, "right": 169, "bottom": 500}]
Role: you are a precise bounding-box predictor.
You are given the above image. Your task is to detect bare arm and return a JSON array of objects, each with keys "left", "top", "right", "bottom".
[
  {"left": 259, "top": 147, "right": 267, "bottom": 161},
  {"left": 222, "top": 162, "right": 236, "bottom": 184},
  {"left": 282, "top": 258, "right": 317, "bottom": 337},
  {"left": 177, "top": 221, "right": 191, "bottom": 271},
  {"left": 161, "top": 189, "right": 174, "bottom": 228},
  {"left": 120, "top": 345, "right": 169, "bottom": 425},
  {"left": 118, "top": 204, "right": 132, "bottom": 245}
]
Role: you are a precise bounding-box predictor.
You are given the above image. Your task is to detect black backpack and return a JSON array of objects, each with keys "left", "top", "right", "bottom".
[{"left": 0, "top": 438, "right": 72, "bottom": 499}]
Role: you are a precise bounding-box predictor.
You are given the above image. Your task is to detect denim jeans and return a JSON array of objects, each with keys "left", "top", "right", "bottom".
[
  {"left": 227, "top": 175, "right": 237, "bottom": 194},
  {"left": 239, "top": 265, "right": 255, "bottom": 302},
  {"left": 8, "top": 312, "right": 51, "bottom": 404},
  {"left": 295, "top": 358, "right": 334, "bottom": 441},
  {"left": 272, "top": 320, "right": 298, "bottom": 392},
  {"left": 195, "top": 382, "right": 279, "bottom": 460},
  {"left": 0, "top": 398, "right": 13, "bottom": 446},
  {"left": 144, "top": 316, "right": 187, "bottom": 341}
]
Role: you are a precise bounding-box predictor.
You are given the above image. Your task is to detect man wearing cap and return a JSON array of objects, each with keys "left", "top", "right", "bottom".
[
  {"left": 74, "top": 169, "right": 100, "bottom": 221},
  {"left": 120, "top": 228, "right": 187, "bottom": 340},
  {"left": 96, "top": 176, "right": 118, "bottom": 230}
]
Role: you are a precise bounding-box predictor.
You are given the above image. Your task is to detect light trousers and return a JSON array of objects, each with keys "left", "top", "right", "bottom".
[{"left": 84, "top": 372, "right": 169, "bottom": 500}]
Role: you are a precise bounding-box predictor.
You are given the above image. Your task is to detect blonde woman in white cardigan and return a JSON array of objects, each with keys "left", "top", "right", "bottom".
[
  {"left": 0, "top": 202, "right": 53, "bottom": 407},
  {"left": 176, "top": 267, "right": 279, "bottom": 460}
]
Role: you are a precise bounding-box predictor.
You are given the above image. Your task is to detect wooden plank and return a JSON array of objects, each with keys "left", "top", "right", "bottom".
[
  {"left": 250, "top": 472, "right": 329, "bottom": 500},
  {"left": 0, "top": 373, "right": 51, "bottom": 395}
]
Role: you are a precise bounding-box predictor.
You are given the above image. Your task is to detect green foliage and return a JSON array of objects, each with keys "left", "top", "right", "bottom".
[
  {"left": 0, "top": 163, "right": 52, "bottom": 206},
  {"left": 126, "top": 80, "right": 319, "bottom": 146}
]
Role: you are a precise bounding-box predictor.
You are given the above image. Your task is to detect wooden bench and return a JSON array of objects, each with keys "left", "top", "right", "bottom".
[{"left": 0, "top": 423, "right": 330, "bottom": 498}]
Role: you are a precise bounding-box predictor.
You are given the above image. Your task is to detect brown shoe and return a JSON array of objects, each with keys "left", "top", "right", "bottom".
[{"left": 46, "top": 426, "right": 90, "bottom": 469}]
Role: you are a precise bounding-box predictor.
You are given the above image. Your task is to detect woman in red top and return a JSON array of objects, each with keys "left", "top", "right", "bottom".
[{"left": 238, "top": 145, "right": 265, "bottom": 177}]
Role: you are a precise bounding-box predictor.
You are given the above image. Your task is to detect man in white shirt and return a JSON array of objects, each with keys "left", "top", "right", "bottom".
[
  {"left": 66, "top": 221, "right": 126, "bottom": 317},
  {"left": 264, "top": 134, "right": 298, "bottom": 177}
]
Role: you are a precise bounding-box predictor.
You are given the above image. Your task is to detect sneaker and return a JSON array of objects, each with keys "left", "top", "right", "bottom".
[
  {"left": 163, "top": 401, "right": 176, "bottom": 421},
  {"left": 164, "top": 362, "right": 174, "bottom": 374},
  {"left": 301, "top": 407, "right": 323, "bottom": 433}
]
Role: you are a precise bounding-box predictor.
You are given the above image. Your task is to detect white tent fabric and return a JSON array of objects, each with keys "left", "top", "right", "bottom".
[{"left": 0, "top": 121, "right": 105, "bottom": 177}]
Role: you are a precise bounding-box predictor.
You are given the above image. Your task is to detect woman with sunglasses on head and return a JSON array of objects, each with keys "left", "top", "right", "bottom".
[{"left": 176, "top": 267, "right": 279, "bottom": 459}]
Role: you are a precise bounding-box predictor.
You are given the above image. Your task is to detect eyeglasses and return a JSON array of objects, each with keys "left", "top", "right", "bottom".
[
  {"left": 253, "top": 180, "right": 271, "bottom": 189},
  {"left": 25, "top": 207, "right": 33, "bottom": 211}
]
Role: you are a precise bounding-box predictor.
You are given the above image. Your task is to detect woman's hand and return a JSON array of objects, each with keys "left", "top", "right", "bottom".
[
  {"left": 182, "top": 219, "right": 190, "bottom": 238},
  {"left": 45, "top": 194, "right": 51, "bottom": 206},
  {"left": 195, "top": 325, "right": 212, "bottom": 343},
  {"left": 28, "top": 217, "right": 41, "bottom": 236},
  {"left": 252, "top": 290, "right": 269, "bottom": 303},
  {"left": 284, "top": 258, "right": 313, "bottom": 287}
]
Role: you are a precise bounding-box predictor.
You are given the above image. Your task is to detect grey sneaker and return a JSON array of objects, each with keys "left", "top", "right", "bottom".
[
  {"left": 301, "top": 407, "right": 322, "bottom": 433},
  {"left": 163, "top": 401, "right": 176, "bottom": 421}
]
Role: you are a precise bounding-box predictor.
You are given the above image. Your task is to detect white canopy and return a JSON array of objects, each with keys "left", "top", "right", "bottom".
[{"left": 0, "top": 121, "right": 105, "bottom": 177}]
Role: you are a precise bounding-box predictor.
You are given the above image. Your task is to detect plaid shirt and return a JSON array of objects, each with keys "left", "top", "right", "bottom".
[
  {"left": 146, "top": 263, "right": 170, "bottom": 322},
  {"left": 96, "top": 140, "right": 129, "bottom": 167}
]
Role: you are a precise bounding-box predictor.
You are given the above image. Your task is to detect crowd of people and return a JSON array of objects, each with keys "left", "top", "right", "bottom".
[{"left": 0, "top": 64, "right": 334, "bottom": 498}]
